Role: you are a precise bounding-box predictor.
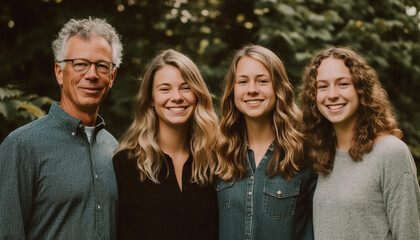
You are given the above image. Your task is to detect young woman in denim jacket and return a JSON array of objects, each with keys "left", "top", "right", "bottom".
[{"left": 216, "top": 44, "right": 317, "bottom": 240}]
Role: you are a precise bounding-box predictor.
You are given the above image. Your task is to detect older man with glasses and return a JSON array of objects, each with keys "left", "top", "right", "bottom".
[{"left": 0, "top": 17, "right": 123, "bottom": 239}]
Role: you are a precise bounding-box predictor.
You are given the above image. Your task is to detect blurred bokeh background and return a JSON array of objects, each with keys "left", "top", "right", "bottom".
[{"left": 1, "top": 0, "right": 419, "bottom": 179}]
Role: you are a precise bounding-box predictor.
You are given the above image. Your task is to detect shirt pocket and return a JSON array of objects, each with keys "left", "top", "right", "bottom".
[
  {"left": 215, "top": 179, "right": 235, "bottom": 214},
  {"left": 263, "top": 179, "right": 300, "bottom": 219}
]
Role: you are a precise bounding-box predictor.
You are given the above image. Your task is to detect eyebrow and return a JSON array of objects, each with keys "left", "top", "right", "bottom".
[
  {"left": 236, "top": 73, "right": 270, "bottom": 78},
  {"left": 155, "top": 81, "right": 189, "bottom": 88},
  {"left": 316, "top": 76, "right": 351, "bottom": 82},
  {"left": 156, "top": 83, "right": 170, "bottom": 87}
]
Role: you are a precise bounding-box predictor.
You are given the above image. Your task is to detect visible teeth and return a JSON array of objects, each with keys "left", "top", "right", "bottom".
[
  {"left": 328, "top": 104, "right": 344, "bottom": 110},
  {"left": 247, "top": 100, "right": 262, "bottom": 104},
  {"left": 169, "top": 107, "right": 185, "bottom": 111}
]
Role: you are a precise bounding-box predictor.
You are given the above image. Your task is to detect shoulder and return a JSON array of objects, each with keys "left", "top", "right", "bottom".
[
  {"left": 113, "top": 148, "right": 129, "bottom": 159},
  {"left": 112, "top": 149, "right": 140, "bottom": 178},
  {"left": 1, "top": 116, "right": 51, "bottom": 148},
  {"left": 296, "top": 166, "right": 318, "bottom": 188},
  {"left": 113, "top": 149, "right": 135, "bottom": 167},
  {"left": 0, "top": 117, "right": 51, "bottom": 169},
  {"left": 368, "top": 135, "right": 417, "bottom": 183},
  {"left": 97, "top": 129, "right": 118, "bottom": 146},
  {"left": 371, "top": 136, "right": 414, "bottom": 168},
  {"left": 373, "top": 135, "right": 409, "bottom": 154}
]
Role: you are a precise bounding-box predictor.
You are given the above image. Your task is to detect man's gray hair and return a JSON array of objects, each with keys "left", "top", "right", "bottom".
[{"left": 52, "top": 17, "right": 123, "bottom": 67}]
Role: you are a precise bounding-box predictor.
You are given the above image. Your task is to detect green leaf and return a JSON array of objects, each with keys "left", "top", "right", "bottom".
[
  {"left": 276, "top": 3, "right": 295, "bottom": 17},
  {"left": 0, "top": 100, "right": 21, "bottom": 121},
  {"left": 0, "top": 87, "right": 23, "bottom": 100}
]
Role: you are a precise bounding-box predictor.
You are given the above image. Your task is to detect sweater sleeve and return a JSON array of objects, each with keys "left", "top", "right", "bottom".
[
  {"left": 381, "top": 139, "right": 420, "bottom": 239},
  {"left": 0, "top": 135, "right": 35, "bottom": 239}
]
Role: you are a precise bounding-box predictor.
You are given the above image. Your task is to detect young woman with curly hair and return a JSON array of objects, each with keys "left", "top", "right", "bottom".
[
  {"left": 113, "top": 49, "right": 219, "bottom": 240},
  {"left": 216, "top": 44, "right": 316, "bottom": 240},
  {"left": 300, "top": 46, "right": 420, "bottom": 239}
]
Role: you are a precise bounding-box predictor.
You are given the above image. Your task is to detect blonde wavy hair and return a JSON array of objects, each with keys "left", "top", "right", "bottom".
[
  {"left": 117, "top": 49, "right": 219, "bottom": 185},
  {"left": 299, "top": 47, "right": 402, "bottom": 175},
  {"left": 216, "top": 44, "right": 305, "bottom": 180}
]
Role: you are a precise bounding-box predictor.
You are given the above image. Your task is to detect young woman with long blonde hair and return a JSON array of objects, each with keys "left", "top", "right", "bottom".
[
  {"left": 216, "top": 44, "right": 316, "bottom": 240},
  {"left": 300, "top": 46, "right": 420, "bottom": 239},
  {"left": 113, "top": 49, "right": 219, "bottom": 240}
]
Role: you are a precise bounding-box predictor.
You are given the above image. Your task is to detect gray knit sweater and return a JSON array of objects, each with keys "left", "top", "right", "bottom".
[{"left": 313, "top": 136, "right": 420, "bottom": 239}]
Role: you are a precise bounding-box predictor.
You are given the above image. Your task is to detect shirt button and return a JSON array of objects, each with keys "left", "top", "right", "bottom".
[
  {"left": 97, "top": 205, "right": 101, "bottom": 210},
  {"left": 250, "top": 176, "right": 254, "bottom": 180},
  {"left": 247, "top": 213, "right": 252, "bottom": 217},
  {"left": 95, "top": 174, "right": 98, "bottom": 179},
  {"left": 71, "top": 132, "right": 75, "bottom": 136},
  {"left": 277, "top": 190, "right": 282, "bottom": 195},
  {"left": 248, "top": 191, "right": 252, "bottom": 196}
]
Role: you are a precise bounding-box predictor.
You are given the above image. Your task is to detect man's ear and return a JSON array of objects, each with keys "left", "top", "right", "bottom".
[
  {"left": 55, "top": 63, "right": 64, "bottom": 86},
  {"left": 109, "top": 68, "right": 117, "bottom": 88}
]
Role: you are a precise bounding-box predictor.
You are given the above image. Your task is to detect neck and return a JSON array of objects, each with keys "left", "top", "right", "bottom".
[
  {"left": 158, "top": 123, "right": 189, "bottom": 156},
  {"left": 245, "top": 118, "right": 275, "bottom": 148},
  {"left": 333, "top": 124, "right": 355, "bottom": 151},
  {"left": 59, "top": 101, "right": 98, "bottom": 126},
  {"left": 332, "top": 115, "right": 358, "bottom": 150}
]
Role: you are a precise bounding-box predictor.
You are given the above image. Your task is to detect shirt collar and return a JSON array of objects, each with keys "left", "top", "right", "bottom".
[
  {"left": 246, "top": 141, "right": 275, "bottom": 152},
  {"left": 48, "top": 102, "right": 106, "bottom": 135}
]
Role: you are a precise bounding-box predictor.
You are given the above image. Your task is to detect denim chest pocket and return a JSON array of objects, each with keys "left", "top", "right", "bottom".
[
  {"left": 263, "top": 179, "right": 300, "bottom": 219},
  {"left": 215, "top": 179, "right": 235, "bottom": 214}
]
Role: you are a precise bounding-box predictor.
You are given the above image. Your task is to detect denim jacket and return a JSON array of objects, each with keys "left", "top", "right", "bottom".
[{"left": 216, "top": 144, "right": 316, "bottom": 240}]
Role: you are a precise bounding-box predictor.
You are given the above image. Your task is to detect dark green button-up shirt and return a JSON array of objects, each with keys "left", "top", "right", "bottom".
[{"left": 0, "top": 102, "right": 118, "bottom": 239}]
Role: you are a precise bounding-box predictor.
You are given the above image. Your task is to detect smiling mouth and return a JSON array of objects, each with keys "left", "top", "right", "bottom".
[
  {"left": 167, "top": 107, "right": 187, "bottom": 111},
  {"left": 245, "top": 100, "right": 263, "bottom": 104},
  {"left": 81, "top": 87, "right": 102, "bottom": 94},
  {"left": 327, "top": 104, "right": 345, "bottom": 110}
]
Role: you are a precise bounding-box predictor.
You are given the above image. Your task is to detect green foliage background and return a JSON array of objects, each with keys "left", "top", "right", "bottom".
[{"left": 1, "top": 0, "right": 420, "bottom": 178}]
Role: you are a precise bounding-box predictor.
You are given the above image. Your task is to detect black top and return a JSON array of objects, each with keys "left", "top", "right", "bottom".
[{"left": 113, "top": 150, "right": 218, "bottom": 240}]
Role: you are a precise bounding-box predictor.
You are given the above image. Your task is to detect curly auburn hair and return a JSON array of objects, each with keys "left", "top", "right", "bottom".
[
  {"left": 299, "top": 47, "right": 402, "bottom": 175},
  {"left": 117, "top": 49, "right": 219, "bottom": 186},
  {"left": 216, "top": 44, "right": 305, "bottom": 180}
]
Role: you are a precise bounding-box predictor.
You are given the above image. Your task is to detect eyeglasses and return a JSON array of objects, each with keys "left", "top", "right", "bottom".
[{"left": 58, "top": 58, "right": 116, "bottom": 76}]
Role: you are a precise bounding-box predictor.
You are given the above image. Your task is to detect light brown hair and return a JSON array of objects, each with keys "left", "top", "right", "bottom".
[
  {"left": 117, "top": 49, "right": 219, "bottom": 185},
  {"left": 299, "top": 47, "right": 402, "bottom": 175},
  {"left": 217, "top": 44, "right": 305, "bottom": 180}
]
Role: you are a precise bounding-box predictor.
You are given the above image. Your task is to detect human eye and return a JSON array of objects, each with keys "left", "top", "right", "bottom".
[
  {"left": 317, "top": 82, "right": 328, "bottom": 90},
  {"left": 97, "top": 62, "right": 110, "bottom": 70},
  {"left": 181, "top": 84, "right": 192, "bottom": 91},
  {"left": 157, "top": 84, "right": 170, "bottom": 92},
  {"left": 74, "top": 62, "right": 87, "bottom": 67},
  {"left": 159, "top": 87, "right": 169, "bottom": 92},
  {"left": 236, "top": 78, "right": 247, "bottom": 84},
  {"left": 95, "top": 61, "right": 111, "bottom": 75},
  {"left": 257, "top": 78, "right": 269, "bottom": 84},
  {"left": 338, "top": 80, "right": 351, "bottom": 88},
  {"left": 73, "top": 59, "right": 88, "bottom": 67}
]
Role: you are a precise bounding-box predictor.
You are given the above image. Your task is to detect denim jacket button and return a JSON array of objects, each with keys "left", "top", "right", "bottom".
[
  {"left": 250, "top": 176, "right": 254, "bottom": 180},
  {"left": 248, "top": 191, "right": 252, "bottom": 196},
  {"left": 277, "top": 190, "right": 282, "bottom": 195}
]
